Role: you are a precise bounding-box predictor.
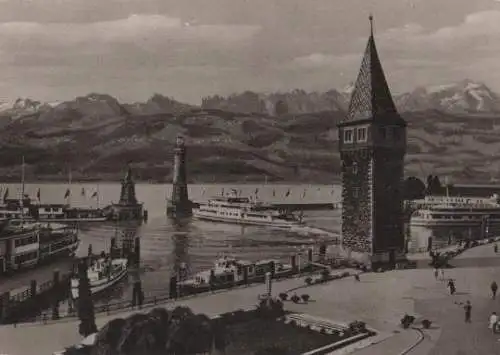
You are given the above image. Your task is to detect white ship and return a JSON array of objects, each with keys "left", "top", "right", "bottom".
[
  {"left": 410, "top": 195, "right": 500, "bottom": 229},
  {"left": 70, "top": 257, "right": 128, "bottom": 299},
  {"left": 193, "top": 195, "right": 304, "bottom": 229},
  {"left": 179, "top": 256, "right": 286, "bottom": 287}
]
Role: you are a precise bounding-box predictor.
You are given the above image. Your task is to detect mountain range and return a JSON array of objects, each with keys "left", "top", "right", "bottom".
[{"left": 1, "top": 79, "right": 500, "bottom": 184}]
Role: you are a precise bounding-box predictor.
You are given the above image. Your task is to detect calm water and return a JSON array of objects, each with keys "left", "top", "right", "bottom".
[{"left": 0, "top": 182, "right": 448, "bottom": 302}]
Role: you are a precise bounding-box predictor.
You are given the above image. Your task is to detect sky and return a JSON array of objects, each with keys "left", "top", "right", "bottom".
[{"left": 1, "top": 0, "right": 500, "bottom": 104}]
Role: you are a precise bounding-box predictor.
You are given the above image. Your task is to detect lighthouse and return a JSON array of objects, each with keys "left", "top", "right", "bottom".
[{"left": 166, "top": 135, "right": 193, "bottom": 217}]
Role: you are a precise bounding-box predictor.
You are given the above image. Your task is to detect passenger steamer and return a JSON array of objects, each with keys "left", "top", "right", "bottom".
[
  {"left": 0, "top": 220, "right": 79, "bottom": 274},
  {"left": 0, "top": 199, "right": 110, "bottom": 223},
  {"left": 410, "top": 195, "right": 500, "bottom": 232},
  {"left": 193, "top": 195, "right": 304, "bottom": 228}
]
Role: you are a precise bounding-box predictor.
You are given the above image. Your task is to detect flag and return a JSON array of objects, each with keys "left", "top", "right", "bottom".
[
  {"left": 91, "top": 191, "right": 98, "bottom": 198},
  {"left": 36, "top": 188, "right": 41, "bottom": 200},
  {"left": 81, "top": 187, "right": 85, "bottom": 196},
  {"left": 331, "top": 189, "right": 334, "bottom": 195},
  {"left": 221, "top": 188, "right": 225, "bottom": 196},
  {"left": 3, "top": 188, "right": 8, "bottom": 201},
  {"left": 231, "top": 188, "right": 238, "bottom": 195},
  {"left": 64, "top": 189, "right": 71, "bottom": 199},
  {"left": 301, "top": 189, "right": 306, "bottom": 199},
  {"left": 272, "top": 189, "right": 276, "bottom": 197},
  {"left": 254, "top": 188, "right": 259, "bottom": 195},
  {"left": 285, "top": 188, "right": 291, "bottom": 197}
]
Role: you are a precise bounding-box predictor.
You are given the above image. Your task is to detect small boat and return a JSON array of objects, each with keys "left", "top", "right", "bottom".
[
  {"left": 70, "top": 257, "right": 128, "bottom": 299},
  {"left": 179, "top": 256, "right": 287, "bottom": 288},
  {"left": 193, "top": 194, "right": 304, "bottom": 229}
]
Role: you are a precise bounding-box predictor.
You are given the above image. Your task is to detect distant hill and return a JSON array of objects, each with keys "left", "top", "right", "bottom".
[{"left": 0, "top": 82, "right": 500, "bottom": 184}]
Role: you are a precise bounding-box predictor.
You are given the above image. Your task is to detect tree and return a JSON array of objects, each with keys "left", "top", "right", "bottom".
[
  {"left": 402, "top": 176, "right": 426, "bottom": 200},
  {"left": 77, "top": 260, "right": 97, "bottom": 337},
  {"left": 274, "top": 100, "right": 289, "bottom": 116}
]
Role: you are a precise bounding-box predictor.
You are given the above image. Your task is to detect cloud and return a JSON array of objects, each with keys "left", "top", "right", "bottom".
[
  {"left": 291, "top": 53, "right": 359, "bottom": 69},
  {"left": 0, "top": 14, "right": 261, "bottom": 47}
]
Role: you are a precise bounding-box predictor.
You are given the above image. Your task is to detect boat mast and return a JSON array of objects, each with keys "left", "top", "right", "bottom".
[
  {"left": 21, "top": 156, "right": 25, "bottom": 220},
  {"left": 68, "top": 166, "right": 72, "bottom": 206},
  {"left": 97, "top": 184, "right": 100, "bottom": 209}
]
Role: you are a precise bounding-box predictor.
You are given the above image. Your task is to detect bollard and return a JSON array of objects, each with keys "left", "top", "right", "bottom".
[
  {"left": 243, "top": 266, "right": 249, "bottom": 285},
  {"left": 290, "top": 255, "right": 297, "bottom": 273},
  {"left": 169, "top": 276, "right": 178, "bottom": 299},
  {"left": 110, "top": 237, "right": 117, "bottom": 258},
  {"left": 52, "top": 269, "right": 60, "bottom": 320},
  {"left": 30, "top": 279, "right": 37, "bottom": 298},
  {"left": 307, "top": 248, "right": 313, "bottom": 263},
  {"left": 134, "top": 237, "right": 141, "bottom": 267}
]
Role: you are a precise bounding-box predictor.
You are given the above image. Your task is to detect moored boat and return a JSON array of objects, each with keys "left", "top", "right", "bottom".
[
  {"left": 410, "top": 198, "right": 500, "bottom": 230},
  {"left": 0, "top": 219, "right": 80, "bottom": 274},
  {"left": 70, "top": 257, "right": 128, "bottom": 299},
  {"left": 179, "top": 255, "right": 287, "bottom": 288}
]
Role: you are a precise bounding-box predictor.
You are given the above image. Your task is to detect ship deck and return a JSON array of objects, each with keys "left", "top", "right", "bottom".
[{"left": 0, "top": 258, "right": 74, "bottom": 297}]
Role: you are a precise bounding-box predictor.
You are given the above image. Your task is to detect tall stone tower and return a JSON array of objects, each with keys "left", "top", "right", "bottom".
[
  {"left": 337, "top": 16, "right": 407, "bottom": 269},
  {"left": 111, "top": 166, "right": 144, "bottom": 221},
  {"left": 119, "top": 167, "right": 138, "bottom": 205},
  {"left": 167, "top": 135, "right": 193, "bottom": 217}
]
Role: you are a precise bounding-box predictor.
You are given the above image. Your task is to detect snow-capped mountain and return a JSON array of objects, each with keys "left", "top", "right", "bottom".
[
  {"left": 0, "top": 98, "right": 57, "bottom": 119},
  {"left": 395, "top": 79, "right": 500, "bottom": 113}
]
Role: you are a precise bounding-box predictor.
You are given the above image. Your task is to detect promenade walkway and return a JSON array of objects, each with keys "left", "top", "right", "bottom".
[{"left": 1, "top": 243, "right": 499, "bottom": 355}]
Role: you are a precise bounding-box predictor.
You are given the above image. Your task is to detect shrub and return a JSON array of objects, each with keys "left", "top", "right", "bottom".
[
  {"left": 321, "top": 269, "right": 330, "bottom": 280},
  {"left": 341, "top": 271, "right": 350, "bottom": 278},
  {"left": 289, "top": 319, "right": 297, "bottom": 326},
  {"left": 301, "top": 294, "right": 310, "bottom": 303},
  {"left": 400, "top": 314, "right": 415, "bottom": 329},
  {"left": 279, "top": 293, "right": 288, "bottom": 301},
  {"left": 305, "top": 277, "right": 313, "bottom": 285},
  {"left": 348, "top": 320, "right": 367, "bottom": 333},
  {"left": 422, "top": 319, "right": 432, "bottom": 329},
  {"left": 291, "top": 294, "right": 301, "bottom": 304},
  {"left": 319, "top": 327, "right": 326, "bottom": 334}
]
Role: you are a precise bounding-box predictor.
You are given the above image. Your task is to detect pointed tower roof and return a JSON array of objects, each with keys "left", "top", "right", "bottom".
[
  {"left": 125, "top": 165, "right": 133, "bottom": 182},
  {"left": 342, "top": 15, "right": 402, "bottom": 124}
]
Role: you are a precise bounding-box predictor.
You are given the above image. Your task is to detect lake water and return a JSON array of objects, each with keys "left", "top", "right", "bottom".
[
  {"left": 0, "top": 182, "right": 444, "bottom": 302},
  {"left": 0, "top": 182, "right": 342, "bottom": 302}
]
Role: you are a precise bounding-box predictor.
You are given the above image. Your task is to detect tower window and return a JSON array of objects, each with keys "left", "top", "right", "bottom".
[
  {"left": 344, "top": 129, "right": 354, "bottom": 143},
  {"left": 357, "top": 127, "right": 367, "bottom": 142}
]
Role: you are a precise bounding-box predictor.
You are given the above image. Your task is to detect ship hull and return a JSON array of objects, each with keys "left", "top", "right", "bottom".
[
  {"left": 193, "top": 210, "right": 302, "bottom": 229},
  {"left": 70, "top": 266, "right": 128, "bottom": 300}
]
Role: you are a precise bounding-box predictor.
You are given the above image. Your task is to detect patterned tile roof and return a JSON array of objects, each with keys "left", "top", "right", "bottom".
[{"left": 345, "top": 18, "right": 399, "bottom": 122}]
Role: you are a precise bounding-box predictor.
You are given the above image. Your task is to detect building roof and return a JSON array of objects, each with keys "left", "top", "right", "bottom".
[{"left": 341, "top": 16, "right": 404, "bottom": 126}]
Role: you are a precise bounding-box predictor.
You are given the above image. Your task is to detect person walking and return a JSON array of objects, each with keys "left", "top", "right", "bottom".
[
  {"left": 433, "top": 268, "right": 439, "bottom": 280},
  {"left": 464, "top": 300, "right": 472, "bottom": 323},
  {"left": 492, "top": 281, "right": 498, "bottom": 299},
  {"left": 448, "top": 279, "right": 456, "bottom": 295},
  {"left": 440, "top": 268, "right": 445, "bottom": 281},
  {"left": 490, "top": 312, "right": 499, "bottom": 332}
]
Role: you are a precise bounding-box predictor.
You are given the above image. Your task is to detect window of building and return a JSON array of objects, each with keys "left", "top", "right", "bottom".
[
  {"left": 357, "top": 127, "right": 367, "bottom": 142},
  {"left": 344, "top": 129, "right": 354, "bottom": 143},
  {"left": 353, "top": 187, "right": 360, "bottom": 198},
  {"left": 352, "top": 162, "right": 358, "bottom": 174}
]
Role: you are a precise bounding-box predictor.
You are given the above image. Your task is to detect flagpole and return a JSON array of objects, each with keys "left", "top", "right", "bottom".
[{"left": 97, "top": 184, "right": 100, "bottom": 209}]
